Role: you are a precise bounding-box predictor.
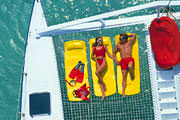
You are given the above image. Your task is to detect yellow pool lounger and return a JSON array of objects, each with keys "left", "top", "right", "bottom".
[
  {"left": 89, "top": 37, "right": 116, "bottom": 97},
  {"left": 115, "top": 33, "right": 140, "bottom": 95},
  {"left": 64, "top": 40, "right": 90, "bottom": 101}
]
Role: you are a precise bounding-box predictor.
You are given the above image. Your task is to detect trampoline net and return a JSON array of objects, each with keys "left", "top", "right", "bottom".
[{"left": 53, "top": 24, "right": 154, "bottom": 120}]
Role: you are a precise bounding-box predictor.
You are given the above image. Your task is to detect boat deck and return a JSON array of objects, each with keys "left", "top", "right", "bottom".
[{"left": 53, "top": 25, "right": 154, "bottom": 120}]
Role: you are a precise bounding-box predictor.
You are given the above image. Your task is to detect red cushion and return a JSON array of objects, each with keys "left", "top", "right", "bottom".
[{"left": 149, "top": 16, "right": 180, "bottom": 69}]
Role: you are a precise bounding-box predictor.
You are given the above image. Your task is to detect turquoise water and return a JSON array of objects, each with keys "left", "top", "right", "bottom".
[
  {"left": 0, "top": 0, "right": 33, "bottom": 119},
  {"left": 0, "top": 0, "right": 179, "bottom": 119}
]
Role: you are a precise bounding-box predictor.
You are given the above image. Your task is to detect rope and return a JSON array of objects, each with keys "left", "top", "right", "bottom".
[
  {"left": 15, "top": 28, "right": 30, "bottom": 120},
  {"left": 160, "top": 0, "right": 180, "bottom": 27},
  {"left": 15, "top": 78, "right": 22, "bottom": 120},
  {"left": 15, "top": 0, "right": 36, "bottom": 119},
  {"left": 169, "top": 12, "right": 180, "bottom": 26},
  {"left": 167, "top": 0, "right": 172, "bottom": 7},
  {"left": 15, "top": 73, "right": 27, "bottom": 120},
  {"left": 160, "top": 0, "right": 173, "bottom": 17},
  {"left": 166, "top": 0, "right": 180, "bottom": 26}
]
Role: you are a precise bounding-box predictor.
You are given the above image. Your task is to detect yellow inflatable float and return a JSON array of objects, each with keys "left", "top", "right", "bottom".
[
  {"left": 115, "top": 33, "right": 140, "bottom": 95},
  {"left": 64, "top": 40, "right": 90, "bottom": 101},
  {"left": 89, "top": 37, "right": 116, "bottom": 97}
]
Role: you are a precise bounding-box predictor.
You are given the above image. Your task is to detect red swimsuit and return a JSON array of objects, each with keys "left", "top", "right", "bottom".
[
  {"left": 119, "top": 57, "right": 134, "bottom": 69},
  {"left": 94, "top": 45, "right": 105, "bottom": 65}
]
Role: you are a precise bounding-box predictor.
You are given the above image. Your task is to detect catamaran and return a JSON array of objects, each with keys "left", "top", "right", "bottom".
[{"left": 18, "top": 0, "right": 180, "bottom": 120}]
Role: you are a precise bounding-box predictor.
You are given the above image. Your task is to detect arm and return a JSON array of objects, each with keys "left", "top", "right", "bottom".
[
  {"left": 104, "top": 45, "right": 114, "bottom": 60},
  {"left": 113, "top": 45, "right": 120, "bottom": 64},
  {"left": 128, "top": 33, "right": 136, "bottom": 46}
]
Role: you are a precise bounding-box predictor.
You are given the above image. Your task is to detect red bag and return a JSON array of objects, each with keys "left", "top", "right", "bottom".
[
  {"left": 149, "top": 16, "right": 180, "bottom": 69},
  {"left": 73, "top": 84, "right": 90, "bottom": 101}
]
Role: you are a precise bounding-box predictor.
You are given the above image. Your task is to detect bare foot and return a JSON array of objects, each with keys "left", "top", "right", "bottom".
[
  {"left": 101, "top": 94, "right": 106, "bottom": 101},
  {"left": 122, "top": 94, "right": 126, "bottom": 98}
]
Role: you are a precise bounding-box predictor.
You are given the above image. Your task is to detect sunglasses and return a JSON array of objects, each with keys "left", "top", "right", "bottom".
[
  {"left": 98, "top": 39, "right": 102, "bottom": 42},
  {"left": 119, "top": 38, "right": 123, "bottom": 41}
]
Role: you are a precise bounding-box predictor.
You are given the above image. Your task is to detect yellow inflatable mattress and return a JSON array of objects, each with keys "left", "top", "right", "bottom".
[
  {"left": 89, "top": 37, "right": 116, "bottom": 97},
  {"left": 115, "top": 33, "right": 140, "bottom": 95},
  {"left": 64, "top": 40, "right": 90, "bottom": 101}
]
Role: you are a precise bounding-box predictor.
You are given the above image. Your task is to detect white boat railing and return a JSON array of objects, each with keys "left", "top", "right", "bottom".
[{"left": 38, "top": 1, "right": 180, "bottom": 37}]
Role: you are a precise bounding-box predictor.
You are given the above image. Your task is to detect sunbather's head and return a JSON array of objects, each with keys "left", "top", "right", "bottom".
[
  {"left": 119, "top": 33, "right": 128, "bottom": 44},
  {"left": 93, "top": 36, "right": 103, "bottom": 46}
]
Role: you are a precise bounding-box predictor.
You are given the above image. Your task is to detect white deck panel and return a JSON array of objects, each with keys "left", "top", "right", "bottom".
[{"left": 20, "top": 0, "right": 64, "bottom": 120}]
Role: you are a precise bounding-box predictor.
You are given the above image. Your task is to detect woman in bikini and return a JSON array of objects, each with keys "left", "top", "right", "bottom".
[{"left": 91, "top": 36, "right": 114, "bottom": 101}]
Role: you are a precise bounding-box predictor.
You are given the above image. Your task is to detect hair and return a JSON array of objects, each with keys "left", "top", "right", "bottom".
[
  {"left": 120, "top": 33, "right": 128, "bottom": 42},
  {"left": 92, "top": 36, "right": 103, "bottom": 47}
]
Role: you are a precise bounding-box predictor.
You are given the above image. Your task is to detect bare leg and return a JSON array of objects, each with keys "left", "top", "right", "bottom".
[
  {"left": 96, "top": 60, "right": 107, "bottom": 100},
  {"left": 128, "top": 61, "right": 134, "bottom": 80},
  {"left": 100, "top": 84, "right": 106, "bottom": 101},
  {"left": 99, "top": 72, "right": 107, "bottom": 92},
  {"left": 96, "top": 60, "right": 107, "bottom": 91},
  {"left": 121, "top": 69, "right": 128, "bottom": 98}
]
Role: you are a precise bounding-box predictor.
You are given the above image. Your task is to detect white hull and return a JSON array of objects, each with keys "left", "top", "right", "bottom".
[{"left": 20, "top": 0, "right": 64, "bottom": 120}]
